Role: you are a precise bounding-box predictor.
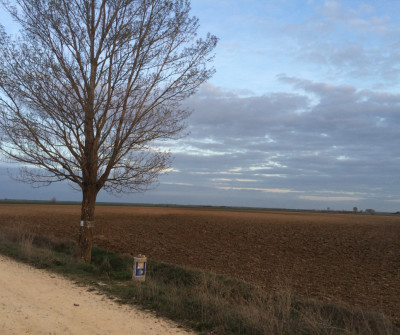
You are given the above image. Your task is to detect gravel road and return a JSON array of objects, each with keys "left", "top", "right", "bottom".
[{"left": 0, "top": 255, "right": 194, "bottom": 335}]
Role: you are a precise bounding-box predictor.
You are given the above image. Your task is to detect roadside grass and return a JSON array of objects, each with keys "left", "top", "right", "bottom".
[{"left": 0, "top": 224, "right": 398, "bottom": 335}]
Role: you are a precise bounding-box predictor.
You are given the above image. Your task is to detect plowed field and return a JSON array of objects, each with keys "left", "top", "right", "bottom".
[{"left": 1, "top": 204, "right": 399, "bottom": 325}]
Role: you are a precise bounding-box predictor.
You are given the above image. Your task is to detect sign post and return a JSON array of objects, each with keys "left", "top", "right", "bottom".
[{"left": 132, "top": 255, "right": 147, "bottom": 281}]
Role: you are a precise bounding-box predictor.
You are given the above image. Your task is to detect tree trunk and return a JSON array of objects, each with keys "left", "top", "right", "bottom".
[{"left": 78, "top": 185, "right": 97, "bottom": 262}]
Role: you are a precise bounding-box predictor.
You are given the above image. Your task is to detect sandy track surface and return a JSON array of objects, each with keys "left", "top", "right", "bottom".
[{"left": 0, "top": 255, "right": 194, "bottom": 335}]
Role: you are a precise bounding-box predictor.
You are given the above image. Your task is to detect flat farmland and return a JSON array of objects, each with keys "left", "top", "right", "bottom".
[{"left": 1, "top": 204, "right": 399, "bottom": 325}]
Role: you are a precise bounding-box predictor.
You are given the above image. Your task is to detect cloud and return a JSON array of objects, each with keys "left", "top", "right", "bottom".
[
  {"left": 164, "top": 79, "right": 400, "bottom": 210},
  {"left": 319, "top": 1, "right": 389, "bottom": 33},
  {"left": 299, "top": 195, "right": 362, "bottom": 202},
  {"left": 217, "top": 187, "right": 302, "bottom": 194},
  {"left": 184, "top": 80, "right": 400, "bottom": 162},
  {"left": 277, "top": 2, "right": 400, "bottom": 88},
  {"left": 161, "top": 182, "right": 193, "bottom": 186}
]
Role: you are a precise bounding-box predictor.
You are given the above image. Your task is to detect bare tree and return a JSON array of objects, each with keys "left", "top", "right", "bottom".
[{"left": 0, "top": 0, "right": 217, "bottom": 262}]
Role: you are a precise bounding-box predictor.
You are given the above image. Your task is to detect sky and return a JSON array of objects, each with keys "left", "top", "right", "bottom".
[{"left": 1, "top": 0, "right": 400, "bottom": 212}]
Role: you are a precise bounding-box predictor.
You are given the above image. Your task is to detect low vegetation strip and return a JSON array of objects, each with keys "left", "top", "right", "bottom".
[{"left": 0, "top": 224, "right": 398, "bottom": 335}]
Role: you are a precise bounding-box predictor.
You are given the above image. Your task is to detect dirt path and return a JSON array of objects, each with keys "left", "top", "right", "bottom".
[{"left": 0, "top": 255, "right": 194, "bottom": 335}]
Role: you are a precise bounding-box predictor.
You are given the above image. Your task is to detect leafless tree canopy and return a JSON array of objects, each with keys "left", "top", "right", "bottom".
[{"left": 0, "top": 0, "right": 217, "bottom": 195}]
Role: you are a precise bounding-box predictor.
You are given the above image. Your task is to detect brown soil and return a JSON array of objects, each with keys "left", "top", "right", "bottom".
[{"left": 1, "top": 204, "right": 399, "bottom": 325}]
